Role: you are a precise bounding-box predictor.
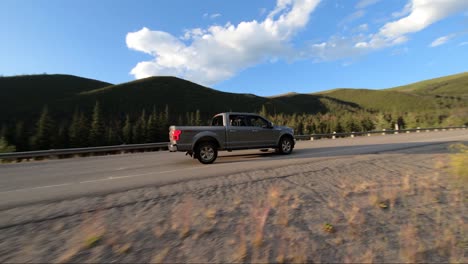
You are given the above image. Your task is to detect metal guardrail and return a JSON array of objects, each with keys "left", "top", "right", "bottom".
[
  {"left": 294, "top": 126, "right": 467, "bottom": 140},
  {"left": 0, "top": 126, "right": 465, "bottom": 160},
  {"left": 0, "top": 142, "right": 168, "bottom": 160}
]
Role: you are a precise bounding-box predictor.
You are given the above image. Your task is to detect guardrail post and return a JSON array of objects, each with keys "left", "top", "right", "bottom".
[
  {"left": 382, "top": 129, "right": 386, "bottom": 136},
  {"left": 350, "top": 132, "right": 355, "bottom": 138},
  {"left": 416, "top": 127, "right": 420, "bottom": 133},
  {"left": 332, "top": 131, "right": 336, "bottom": 139},
  {"left": 367, "top": 132, "right": 371, "bottom": 136},
  {"left": 406, "top": 130, "right": 410, "bottom": 134},
  {"left": 310, "top": 136, "right": 314, "bottom": 141}
]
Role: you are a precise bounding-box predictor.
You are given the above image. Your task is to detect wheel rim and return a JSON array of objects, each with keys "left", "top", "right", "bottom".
[
  {"left": 200, "top": 146, "right": 214, "bottom": 161},
  {"left": 281, "top": 139, "right": 291, "bottom": 153}
]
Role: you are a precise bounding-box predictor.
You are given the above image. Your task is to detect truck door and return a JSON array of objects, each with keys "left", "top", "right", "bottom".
[
  {"left": 245, "top": 115, "right": 280, "bottom": 147},
  {"left": 226, "top": 114, "right": 253, "bottom": 149}
]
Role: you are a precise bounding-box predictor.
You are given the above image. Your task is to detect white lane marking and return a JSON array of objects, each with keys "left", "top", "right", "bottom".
[
  {"left": 0, "top": 182, "right": 73, "bottom": 194},
  {"left": 2, "top": 133, "right": 466, "bottom": 194},
  {"left": 79, "top": 167, "right": 209, "bottom": 182}
]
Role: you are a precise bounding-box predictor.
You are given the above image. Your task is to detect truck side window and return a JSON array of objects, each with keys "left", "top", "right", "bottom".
[
  {"left": 229, "top": 115, "right": 247, "bottom": 126},
  {"left": 247, "top": 116, "right": 268, "bottom": 128},
  {"left": 211, "top": 116, "right": 223, "bottom": 126}
]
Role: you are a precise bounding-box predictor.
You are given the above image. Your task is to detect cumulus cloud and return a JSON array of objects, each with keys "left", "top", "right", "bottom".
[
  {"left": 127, "top": 0, "right": 468, "bottom": 84},
  {"left": 430, "top": 35, "right": 455, "bottom": 47},
  {"left": 369, "top": 0, "right": 468, "bottom": 48},
  {"left": 308, "top": 0, "right": 468, "bottom": 61},
  {"left": 127, "top": 0, "right": 321, "bottom": 85}
]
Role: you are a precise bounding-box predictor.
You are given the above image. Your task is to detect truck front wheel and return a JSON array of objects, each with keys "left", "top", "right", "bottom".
[
  {"left": 278, "top": 136, "right": 294, "bottom": 155},
  {"left": 196, "top": 142, "right": 218, "bottom": 164}
]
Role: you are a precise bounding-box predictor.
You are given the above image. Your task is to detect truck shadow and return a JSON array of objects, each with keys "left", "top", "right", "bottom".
[{"left": 213, "top": 140, "right": 466, "bottom": 164}]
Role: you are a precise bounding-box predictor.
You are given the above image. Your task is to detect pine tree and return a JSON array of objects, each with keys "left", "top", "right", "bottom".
[
  {"left": 137, "top": 110, "right": 147, "bottom": 143},
  {"left": 106, "top": 126, "right": 119, "bottom": 146},
  {"left": 260, "top": 104, "right": 268, "bottom": 117},
  {"left": 195, "top": 109, "right": 202, "bottom": 126},
  {"left": 69, "top": 110, "right": 89, "bottom": 147},
  {"left": 0, "top": 137, "right": 16, "bottom": 153},
  {"left": 374, "top": 112, "right": 391, "bottom": 130},
  {"left": 89, "top": 101, "right": 105, "bottom": 146},
  {"left": 31, "top": 105, "right": 55, "bottom": 150},
  {"left": 13, "top": 121, "right": 28, "bottom": 151},
  {"left": 55, "top": 123, "right": 69, "bottom": 149},
  {"left": 147, "top": 109, "right": 160, "bottom": 142},
  {"left": 361, "top": 116, "right": 375, "bottom": 131},
  {"left": 122, "top": 115, "right": 132, "bottom": 144}
]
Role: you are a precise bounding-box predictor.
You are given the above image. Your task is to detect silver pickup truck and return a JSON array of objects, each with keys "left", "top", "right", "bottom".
[{"left": 169, "top": 112, "right": 295, "bottom": 164}]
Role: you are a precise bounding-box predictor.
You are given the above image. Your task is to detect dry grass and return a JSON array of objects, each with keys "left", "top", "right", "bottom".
[{"left": 151, "top": 247, "right": 170, "bottom": 263}]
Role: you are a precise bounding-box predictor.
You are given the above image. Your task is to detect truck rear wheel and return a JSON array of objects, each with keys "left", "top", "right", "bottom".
[{"left": 196, "top": 142, "right": 218, "bottom": 164}]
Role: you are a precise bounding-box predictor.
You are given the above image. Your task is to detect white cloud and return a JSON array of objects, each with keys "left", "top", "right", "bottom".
[
  {"left": 356, "top": 23, "right": 369, "bottom": 32},
  {"left": 430, "top": 35, "right": 454, "bottom": 47},
  {"left": 127, "top": 0, "right": 321, "bottom": 85},
  {"left": 127, "top": 0, "right": 468, "bottom": 85},
  {"left": 340, "top": 10, "right": 365, "bottom": 25},
  {"left": 356, "top": 0, "right": 381, "bottom": 9},
  {"left": 310, "top": 0, "right": 468, "bottom": 61},
  {"left": 392, "top": 3, "right": 412, "bottom": 18},
  {"left": 459, "top": 41, "right": 468, "bottom": 46},
  {"left": 369, "top": 0, "right": 468, "bottom": 48},
  {"left": 203, "top": 13, "right": 222, "bottom": 19}
]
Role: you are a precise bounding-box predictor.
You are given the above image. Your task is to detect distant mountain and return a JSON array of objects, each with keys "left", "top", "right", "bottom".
[
  {"left": 0, "top": 72, "right": 466, "bottom": 124},
  {"left": 0, "top": 74, "right": 111, "bottom": 122},
  {"left": 0, "top": 75, "right": 361, "bottom": 124}
]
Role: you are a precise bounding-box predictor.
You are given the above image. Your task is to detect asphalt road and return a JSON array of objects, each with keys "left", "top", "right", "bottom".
[{"left": 0, "top": 129, "right": 466, "bottom": 209}]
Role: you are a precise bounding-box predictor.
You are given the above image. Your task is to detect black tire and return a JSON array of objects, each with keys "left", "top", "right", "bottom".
[
  {"left": 196, "top": 142, "right": 218, "bottom": 164},
  {"left": 278, "top": 136, "right": 294, "bottom": 155}
]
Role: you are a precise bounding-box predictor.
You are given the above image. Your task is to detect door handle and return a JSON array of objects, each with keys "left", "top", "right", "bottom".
[{"left": 230, "top": 130, "right": 237, "bottom": 132}]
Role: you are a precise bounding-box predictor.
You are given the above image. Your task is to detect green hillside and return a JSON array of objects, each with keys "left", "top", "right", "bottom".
[
  {"left": 315, "top": 72, "right": 468, "bottom": 113},
  {"left": 0, "top": 74, "right": 111, "bottom": 121},
  {"left": 388, "top": 72, "right": 468, "bottom": 97},
  {"left": 78, "top": 76, "right": 348, "bottom": 116},
  {"left": 315, "top": 88, "right": 462, "bottom": 112},
  {"left": 0, "top": 75, "right": 355, "bottom": 124}
]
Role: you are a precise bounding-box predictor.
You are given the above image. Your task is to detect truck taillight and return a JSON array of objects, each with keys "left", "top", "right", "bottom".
[{"left": 172, "top": 130, "right": 182, "bottom": 141}]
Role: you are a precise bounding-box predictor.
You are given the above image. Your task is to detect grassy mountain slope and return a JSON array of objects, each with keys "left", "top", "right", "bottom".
[
  {"left": 314, "top": 89, "right": 446, "bottom": 112},
  {"left": 0, "top": 75, "right": 354, "bottom": 124},
  {"left": 315, "top": 72, "right": 467, "bottom": 113},
  {"left": 388, "top": 72, "right": 468, "bottom": 97},
  {"left": 64, "top": 76, "right": 352, "bottom": 119},
  {"left": 0, "top": 74, "right": 111, "bottom": 121}
]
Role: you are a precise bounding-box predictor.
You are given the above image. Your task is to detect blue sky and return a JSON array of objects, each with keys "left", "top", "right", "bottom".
[{"left": 1, "top": 0, "right": 467, "bottom": 96}]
